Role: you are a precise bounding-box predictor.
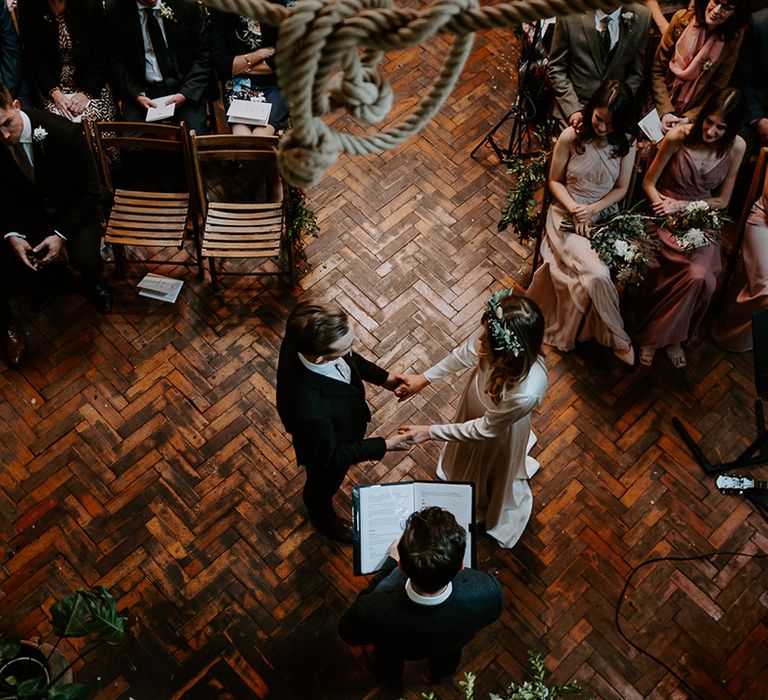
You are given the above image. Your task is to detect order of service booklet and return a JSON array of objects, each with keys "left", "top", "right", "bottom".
[{"left": 352, "top": 481, "right": 475, "bottom": 576}]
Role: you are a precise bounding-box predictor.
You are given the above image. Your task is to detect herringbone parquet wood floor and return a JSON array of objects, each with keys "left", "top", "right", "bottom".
[{"left": 2, "top": 18, "right": 767, "bottom": 700}]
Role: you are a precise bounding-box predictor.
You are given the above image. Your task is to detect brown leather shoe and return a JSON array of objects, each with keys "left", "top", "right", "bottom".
[{"left": 3, "top": 320, "right": 26, "bottom": 369}]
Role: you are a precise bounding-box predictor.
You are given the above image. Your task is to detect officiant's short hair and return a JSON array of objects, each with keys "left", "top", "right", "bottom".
[
  {"left": 398, "top": 507, "right": 466, "bottom": 592},
  {"left": 286, "top": 300, "right": 350, "bottom": 356}
]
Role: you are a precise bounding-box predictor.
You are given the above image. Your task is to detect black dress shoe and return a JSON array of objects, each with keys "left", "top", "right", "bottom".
[
  {"left": 311, "top": 517, "right": 353, "bottom": 543},
  {"left": 2, "top": 321, "right": 27, "bottom": 369},
  {"left": 91, "top": 281, "right": 113, "bottom": 314}
]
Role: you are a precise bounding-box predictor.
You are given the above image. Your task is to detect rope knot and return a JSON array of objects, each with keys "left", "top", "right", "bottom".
[
  {"left": 278, "top": 128, "right": 340, "bottom": 189},
  {"left": 329, "top": 67, "right": 393, "bottom": 124}
]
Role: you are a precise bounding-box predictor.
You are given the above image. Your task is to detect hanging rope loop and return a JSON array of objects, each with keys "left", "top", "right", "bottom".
[{"left": 205, "top": 0, "right": 627, "bottom": 186}]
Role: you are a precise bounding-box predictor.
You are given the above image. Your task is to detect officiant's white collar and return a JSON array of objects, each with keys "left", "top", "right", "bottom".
[{"left": 405, "top": 579, "right": 452, "bottom": 606}]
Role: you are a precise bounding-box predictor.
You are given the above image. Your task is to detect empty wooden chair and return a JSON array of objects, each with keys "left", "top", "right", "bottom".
[
  {"left": 190, "top": 133, "right": 295, "bottom": 289},
  {"left": 89, "top": 121, "right": 200, "bottom": 279}
]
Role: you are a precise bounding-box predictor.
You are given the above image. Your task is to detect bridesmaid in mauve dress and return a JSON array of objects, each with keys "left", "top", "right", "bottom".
[
  {"left": 394, "top": 291, "right": 548, "bottom": 549},
  {"left": 712, "top": 164, "right": 768, "bottom": 351},
  {"left": 635, "top": 87, "right": 746, "bottom": 367},
  {"left": 527, "top": 80, "right": 637, "bottom": 365}
]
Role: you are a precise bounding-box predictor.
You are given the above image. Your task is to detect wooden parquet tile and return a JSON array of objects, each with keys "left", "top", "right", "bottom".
[{"left": 1, "top": 17, "right": 768, "bottom": 700}]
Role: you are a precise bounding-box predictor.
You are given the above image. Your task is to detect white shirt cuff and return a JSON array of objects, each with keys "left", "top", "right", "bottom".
[{"left": 4, "top": 232, "right": 27, "bottom": 240}]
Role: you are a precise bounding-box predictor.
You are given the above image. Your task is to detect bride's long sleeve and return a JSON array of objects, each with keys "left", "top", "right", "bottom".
[{"left": 423, "top": 329, "right": 481, "bottom": 383}]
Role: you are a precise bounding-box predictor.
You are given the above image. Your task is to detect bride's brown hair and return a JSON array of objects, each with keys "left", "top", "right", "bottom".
[{"left": 478, "top": 294, "right": 544, "bottom": 405}]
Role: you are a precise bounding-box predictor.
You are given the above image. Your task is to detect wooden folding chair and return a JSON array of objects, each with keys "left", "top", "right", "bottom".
[
  {"left": 189, "top": 133, "right": 295, "bottom": 289},
  {"left": 89, "top": 121, "right": 201, "bottom": 279}
]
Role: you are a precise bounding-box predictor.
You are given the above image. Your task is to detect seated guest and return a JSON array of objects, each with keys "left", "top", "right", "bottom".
[
  {"left": 651, "top": 0, "right": 750, "bottom": 133},
  {"left": 635, "top": 88, "right": 745, "bottom": 367},
  {"left": 106, "top": 0, "right": 210, "bottom": 133},
  {"left": 211, "top": 4, "right": 289, "bottom": 137},
  {"left": 738, "top": 7, "right": 768, "bottom": 152},
  {"left": 339, "top": 507, "right": 502, "bottom": 685},
  {"left": 17, "top": 0, "right": 115, "bottom": 125},
  {"left": 547, "top": 3, "right": 651, "bottom": 128},
  {"left": 527, "top": 81, "right": 637, "bottom": 365},
  {"left": 0, "top": 1, "right": 21, "bottom": 98},
  {"left": 0, "top": 84, "right": 112, "bottom": 368},
  {"left": 712, "top": 161, "right": 768, "bottom": 352}
]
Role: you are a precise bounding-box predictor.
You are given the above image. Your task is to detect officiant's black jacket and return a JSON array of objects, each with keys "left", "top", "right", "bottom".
[
  {"left": 339, "top": 557, "right": 503, "bottom": 662},
  {"left": 0, "top": 109, "right": 101, "bottom": 243},
  {"left": 275, "top": 338, "right": 388, "bottom": 471}
]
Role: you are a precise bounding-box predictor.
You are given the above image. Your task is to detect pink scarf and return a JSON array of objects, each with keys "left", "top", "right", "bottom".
[{"left": 669, "top": 20, "right": 724, "bottom": 113}]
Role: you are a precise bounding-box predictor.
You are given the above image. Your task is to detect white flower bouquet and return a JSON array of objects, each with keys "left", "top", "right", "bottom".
[
  {"left": 561, "top": 206, "right": 661, "bottom": 289},
  {"left": 665, "top": 200, "right": 727, "bottom": 254}
]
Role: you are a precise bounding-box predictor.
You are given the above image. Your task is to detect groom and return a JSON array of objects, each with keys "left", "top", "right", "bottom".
[{"left": 276, "top": 300, "right": 412, "bottom": 542}]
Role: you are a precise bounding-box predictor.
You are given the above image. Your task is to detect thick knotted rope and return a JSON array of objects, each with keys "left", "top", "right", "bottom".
[{"left": 204, "top": 0, "right": 627, "bottom": 187}]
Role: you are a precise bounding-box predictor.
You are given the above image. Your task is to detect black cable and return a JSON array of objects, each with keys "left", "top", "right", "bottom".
[{"left": 615, "top": 550, "right": 768, "bottom": 699}]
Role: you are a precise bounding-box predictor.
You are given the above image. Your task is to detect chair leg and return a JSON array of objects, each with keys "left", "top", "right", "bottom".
[
  {"left": 115, "top": 244, "right": 127, "bottom": 279},
  {"left": 208, "top": 257, "right": 218, "bottom": 290}
]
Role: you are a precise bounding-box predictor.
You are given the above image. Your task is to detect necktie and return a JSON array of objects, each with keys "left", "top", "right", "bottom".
[
  {"left": 600, "top": 17, "right": 612, "bottom": 58},
  {"left": 145, "top": 9, "right": 177, "bottom": 81},
  {"left": 10, "top": 142, "right": 35, "bottom": 182}
]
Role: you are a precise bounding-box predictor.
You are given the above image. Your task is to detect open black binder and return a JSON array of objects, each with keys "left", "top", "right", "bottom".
[{"left": 352, "top": 481, "right": 476, "bottom": 576}]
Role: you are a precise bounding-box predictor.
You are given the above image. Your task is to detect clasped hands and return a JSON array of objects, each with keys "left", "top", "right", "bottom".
[
  {"left": 382, "top": 372, "right": 433, "bottom": 451},
  {"left": 569, "top": 202, "right": 598, "bottom": 237},
  {"left": 7, "top": 234, "right": 65, "bottom": 271}
]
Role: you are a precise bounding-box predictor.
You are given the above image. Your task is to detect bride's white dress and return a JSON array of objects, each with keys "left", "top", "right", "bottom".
[{"left": 425, "top": 329, "right": 549, "bottom": 548}]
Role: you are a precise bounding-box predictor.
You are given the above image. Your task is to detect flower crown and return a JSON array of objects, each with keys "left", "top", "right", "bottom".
[{"left": 485, "top": 289, "right": 525, "bottom": 357}]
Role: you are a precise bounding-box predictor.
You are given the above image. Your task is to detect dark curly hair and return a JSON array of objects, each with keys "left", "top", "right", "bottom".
[{"left": 574, "top": 80, "right": 635, "bottom": 159}]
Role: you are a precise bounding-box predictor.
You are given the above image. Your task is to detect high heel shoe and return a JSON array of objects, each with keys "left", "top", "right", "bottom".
[{"left": 614, "top": 345, "right": 636, "bottom": 366}]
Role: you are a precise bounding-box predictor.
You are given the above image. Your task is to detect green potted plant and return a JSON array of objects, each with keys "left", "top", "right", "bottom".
[{"left": 0, "top": 586, "right": 127, "bottom": 700}]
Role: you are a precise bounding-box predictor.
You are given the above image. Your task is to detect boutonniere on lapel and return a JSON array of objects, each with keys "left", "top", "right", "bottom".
[
  {"left": 33, "top": 127, "right": 48, "bottom": 153},
  {"left": 621, "top": 10, "right": 635, "bottom": 25},
  {"left": 43, "top": 12, "right": 53, "bottom": 22},
  {"left": 156, "top": 1, "right": 175, "bottom": 21},
  {"left": 702, "top": 58, "right": 713, "bottom": 71}
]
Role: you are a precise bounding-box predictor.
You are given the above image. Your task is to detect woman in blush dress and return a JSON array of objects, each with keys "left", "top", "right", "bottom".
[
  {"left": 527, "top": 80, "right": 637, "bottom": 365},
  {"left": 635, "top": 88, "right": 746, "bottom": 367},
  {"left": 395, "top": 291, "right": 548, "bottom": 549},
  {"left": 712, "top": 163, "right": 768, "bottom": 352}
]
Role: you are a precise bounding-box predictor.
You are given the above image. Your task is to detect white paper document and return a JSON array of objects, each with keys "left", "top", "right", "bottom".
[
  {"left": 146, "top": 94, "right": 177, "bottom": 123},
  {"left": 137, "top": 273, "right": 184, "bottom": 303},
  {"left": 352, "top": 481, "right": 474, "bottom": 575},
  {"left": 226, "top": 99, "right": 272, "bottom": 126},
  {"left": 639, "top": 108, "right": 664, "bottom": 143}
]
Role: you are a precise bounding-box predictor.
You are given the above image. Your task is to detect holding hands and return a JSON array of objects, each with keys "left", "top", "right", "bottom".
[
  {"left": 382, "top": 372, "right": 432, "bottom": 451},
  {"left": 570, "top": 202, "right": 597, "bottom": 237},
  {"left": 661, "top": 113, "right": 689, "bottom": 133}
]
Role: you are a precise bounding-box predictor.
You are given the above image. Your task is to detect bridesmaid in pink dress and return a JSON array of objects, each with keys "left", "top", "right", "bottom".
[
  {"left": 527, "top": 80, "right": 637, "bottom": 365},
  {"left": 635, "top": 87, "right": 745, "bottom": 367},
  {"left": 712, "top": 164, "right": 768, "bottom": 351}
]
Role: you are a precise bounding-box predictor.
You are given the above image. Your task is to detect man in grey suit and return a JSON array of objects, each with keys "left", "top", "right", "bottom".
[{"left": 547, "top": 3, "right": 651, "bottom": 127}]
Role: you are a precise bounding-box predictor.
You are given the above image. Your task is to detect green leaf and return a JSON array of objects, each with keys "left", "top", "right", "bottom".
[
  {"left": 49, "top": 682, "right": 91, "bottom": 700},
  {"left": 0, "top": 636, "right": 21, "bottom": 663},
  {"left": 17, "top": 675, "right": 47, "bottom": 697},
  {"left": 50, "top": 586, "right": 127, "bottom": 644}
]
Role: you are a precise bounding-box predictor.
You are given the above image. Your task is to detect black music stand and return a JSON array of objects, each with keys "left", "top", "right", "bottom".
[
  {"left": 673, "top": 309, "right": 768, "bottom": 475},
  {"left": 470, "top": 20, "right": 551, "bottom": 161}
]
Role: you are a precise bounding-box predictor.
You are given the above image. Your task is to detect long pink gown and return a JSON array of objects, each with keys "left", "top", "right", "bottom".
[
  {"left": 633, "top": 146, "right": 731, "bottom": 349},
  {"left": 712, "top": 194, "right": 768, "bottom": 352},
  {"left": 526, "top": 132, "right": 633, "bottom": 354}
]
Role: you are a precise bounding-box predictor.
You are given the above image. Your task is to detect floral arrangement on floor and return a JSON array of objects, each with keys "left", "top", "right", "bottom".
[
  {"left": 497, "top": 121, "right": 558, "bottom": 243},
  {"left": 664, "top": 200, "right": 728, "bottom": 254},
  {"left": 284, "top": 185, "right": 319, "bottom": 272},
  {"left": 560, "top": 206, "right": 661, "bottom": 289},
  {"left": 419, "top": 651, "right": 585, "bottom": 700}
]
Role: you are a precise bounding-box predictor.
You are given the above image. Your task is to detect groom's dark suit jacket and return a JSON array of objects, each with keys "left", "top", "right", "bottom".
[
  {"left": 339, "top": 557, "right": 503, "bottom": 662},
  {"left": 276, "top": 339, "right": 388, "bottom": 473},
  {"left": 0, "top": 109, "right": 101, "bottom": 244},
  {"left": 106, "top": 0, "right": 211, "bottom": 104}
]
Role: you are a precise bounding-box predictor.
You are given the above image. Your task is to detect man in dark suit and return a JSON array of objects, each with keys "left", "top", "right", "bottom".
[
  {"left": 276, "top": 300, "right": 411, "bottom": 542},
  {"left": 0, "top": 84, "right": 111, "bottom": 368},
  {"left": 547, "top": 3, "right": 651, "bottom": 127},
  {"left": 339, "top": 507, "right": 503, "bottom": 684},
  {"left": 0, "top": 3, "right": 21, "bottom": 99},
  {"left": 106, "top": 0, "right": 211, "bottom": 133}
]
